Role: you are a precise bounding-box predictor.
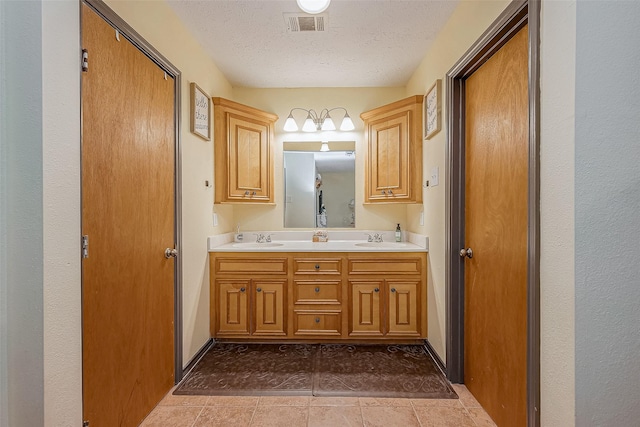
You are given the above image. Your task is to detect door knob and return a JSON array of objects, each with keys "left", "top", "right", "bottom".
[
  {"left": 164, "top": 248, "right": 178, "bottom": 259},
  {"left": 459, "top": 247, "right": 473, "bottom": 259}
]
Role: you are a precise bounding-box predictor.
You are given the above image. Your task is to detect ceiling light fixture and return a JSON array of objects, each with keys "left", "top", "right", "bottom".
[
  {"left": 296, "top": 0, "right": 331, "bottom": 14},
  {"left": 283, "top": 107, "right": 355, "bottom": 132}
]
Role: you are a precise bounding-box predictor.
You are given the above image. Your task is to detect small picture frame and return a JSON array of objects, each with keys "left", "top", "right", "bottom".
[
  {"left": 424, "top": 79, "right": 442, "bottom": 140},
  {"left": 190, "top": 82, "right": 211, "bottom": 141}
]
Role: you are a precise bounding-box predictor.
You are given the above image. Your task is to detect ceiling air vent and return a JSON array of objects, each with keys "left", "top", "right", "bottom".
[{"left": 284, "top": 13, "right": 328, "bottom": 33}]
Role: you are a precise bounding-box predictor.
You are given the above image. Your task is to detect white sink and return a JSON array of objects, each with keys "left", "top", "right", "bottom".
[
  {"left": 355, "top": 242, "right": 410, "bottom": 248},
  {"left": 231, "top": 242, "right": 284, "bottom": 248}
]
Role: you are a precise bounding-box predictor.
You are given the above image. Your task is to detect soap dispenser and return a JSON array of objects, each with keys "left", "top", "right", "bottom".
[{"left": 395, "top": 224, "right": 402, "bottom": 242}]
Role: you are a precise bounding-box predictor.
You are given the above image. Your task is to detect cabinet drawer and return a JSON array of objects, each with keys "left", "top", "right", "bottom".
[
  {"left": 294, "top": 258, "right": 341, "bottom": 275},
  {"left": 214, "top": 257, "right": 287, "bottom": 275},
  {"left": 294, "top": 280, "right": 341, "bottom": 305},
  {"left": 348, "top": 257, "right": 422, "bottom": 275},
  {"left": 294, "top": 310, "right": 342, "bottom": 336}
]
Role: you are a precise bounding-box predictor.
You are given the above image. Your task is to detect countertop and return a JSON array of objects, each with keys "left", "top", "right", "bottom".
[{"left": 208, "top": 231, "right": 429, "bottom": 253}]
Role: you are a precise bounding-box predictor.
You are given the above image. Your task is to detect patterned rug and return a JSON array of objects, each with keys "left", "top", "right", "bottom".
[{"left": 174, "top": 343, "right": 457, "bottom": 399}]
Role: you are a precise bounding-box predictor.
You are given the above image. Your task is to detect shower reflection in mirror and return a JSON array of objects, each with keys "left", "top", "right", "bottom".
[{"left": 283, "top": 142, "right": 355, "bottom": 228}]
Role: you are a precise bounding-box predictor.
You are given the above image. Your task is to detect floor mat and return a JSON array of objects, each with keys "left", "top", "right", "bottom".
[{"left": 174, "top": 343, "right": 457, "bottom": 399}]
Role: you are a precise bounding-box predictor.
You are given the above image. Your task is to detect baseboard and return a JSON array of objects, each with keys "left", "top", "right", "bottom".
[
  {"left": 423, "top": 339, "right": 447, "bottom": 377},
  {"left": 181, "top": 338, "right": 214, "bottom": 379}
]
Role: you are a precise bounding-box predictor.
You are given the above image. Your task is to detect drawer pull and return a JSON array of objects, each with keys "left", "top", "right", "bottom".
[
  {"left": 315, "top": 317, "right": 321, "bottom": 323},
  {"left": 391, "top": 288, "right": 396, "bottom": 293},
  {"left": 256, "top": 287, "right": 262, "bottom": 292},
  {"left": 240, "top": 287, "right": 246, "bottom": 292},
  {"left": 314, "top": 264, "right": 320, "bottom": 270},
  {"left": 315, "top": 287, "right": 320, "bottom": 293},
  {"left": 374, "top": 288, "right": 379, "bottom": 293}
]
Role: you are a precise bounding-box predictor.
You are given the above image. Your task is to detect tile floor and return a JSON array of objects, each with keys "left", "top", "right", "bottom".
[{"left": 140, "top": 384, "right": 497, "bottom": 427}]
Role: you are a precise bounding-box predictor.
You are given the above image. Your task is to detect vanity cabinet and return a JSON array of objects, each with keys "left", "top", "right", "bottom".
[
  {"left": 211, "top": 256, "right": 287, "bottom": 337},
  {"left": 360, "top": 95, "right": 423, "bottom": 204},
  {"left": 210, "top": 252, "right": 427, "bottom": 343},
  {"left": 212, "top": 97, "right": 277, "bottom": 204}
]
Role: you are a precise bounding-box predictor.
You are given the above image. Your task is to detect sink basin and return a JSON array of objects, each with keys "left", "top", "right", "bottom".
[
  {"left": 355, "top": 242, "right": 410, "bottom": 248},
  {"left": 231, "top": 242, "right": 284, "bottom": 248}
]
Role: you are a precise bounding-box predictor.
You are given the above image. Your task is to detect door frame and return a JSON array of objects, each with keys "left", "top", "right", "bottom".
[
  {"left": 445, "top": 0, "right": 540, "bottom": 425},
  {"left": 81, "top": 0, "right": 184, "bottom": 382}
]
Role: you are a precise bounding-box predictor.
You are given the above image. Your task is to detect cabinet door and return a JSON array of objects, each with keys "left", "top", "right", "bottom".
[
  {"left": 349, "top": 281, "right": 384, "bottom": 337},
  {"left": 386, "top": 280, "right": 421, "bottom": 337},
  {"left": 216, "top": 280, "right": 250, "bottom": 336},
  {"left": 368, "top": 112, "right": 411, "bottom": 201},
  {"left": 228, "top": 113, "right": 271, "bottom": 201},
  {"left": 253, "top": 280, "right": 287, "bottom": 336}
]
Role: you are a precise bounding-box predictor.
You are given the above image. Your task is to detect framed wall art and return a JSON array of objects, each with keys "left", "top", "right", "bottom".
[
  {"left": 190, "top": 82, "right": 211, "bottom": 141},
  {"left": 424, "top": 79, "right": 442, "bottom": 140}
]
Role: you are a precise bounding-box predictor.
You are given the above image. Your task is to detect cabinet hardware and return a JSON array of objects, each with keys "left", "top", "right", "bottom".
[
  {"left": 374, "top": 288, "right": 379, "bottom": 292},
  {"left": 315, "top": 317, "right": 320, "bottom": 323},
  {"left": 314, "top": 264, "right": 320, "bottom": 270},
  {"left": 256, "top": 287, "right": 262, "bottom": 292},
  {"left": 314, "top": 287, "right": 320, "bottom": 293},
  {"left": 391, "top": 288, "right": 396, "bottom": 293},
  {"left": 240, "top": 287, "right": 245, "bottom": 292}
]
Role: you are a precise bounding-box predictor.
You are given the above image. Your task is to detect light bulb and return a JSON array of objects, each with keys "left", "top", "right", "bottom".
[
  {"left": 340, "top": 113, "right": 355, "bottom": 131},
  {"left": 296, "top": 0, "right": 331, "bottom": 14},
  {"left": 283, "top": 113, "right": 298, "bottom": 132}
]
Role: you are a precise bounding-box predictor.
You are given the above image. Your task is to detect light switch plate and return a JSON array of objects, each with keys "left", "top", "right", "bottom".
[
  {"left": 430, "top": 167, "right": 439, "bottom": 187},
  {"left": 419, "top": 211, "right": 424, "bottom": 226}
]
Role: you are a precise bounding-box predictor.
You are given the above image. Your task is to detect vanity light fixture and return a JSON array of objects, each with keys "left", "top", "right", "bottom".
[
  {"left": 296, "top": 0, "right": 331, "bottom": 14},
  {"left": 283, "top": 107, "right": 355, "bottom": 132}
]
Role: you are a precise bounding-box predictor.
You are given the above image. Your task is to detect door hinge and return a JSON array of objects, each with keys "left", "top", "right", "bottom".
[
  {"left": 83, "top": 421, "right": 89, "bottom": 427},
  {"left": 82, "top": 49, "right": 88, "bottom": 72},
  {"left": 82, "top": 235, "right": 89, "bottom": 258}
]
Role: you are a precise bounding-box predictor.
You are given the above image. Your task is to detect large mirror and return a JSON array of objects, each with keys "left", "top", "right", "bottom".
[{"left": 283, "top": 142, "right": 355, "bottom": 228}]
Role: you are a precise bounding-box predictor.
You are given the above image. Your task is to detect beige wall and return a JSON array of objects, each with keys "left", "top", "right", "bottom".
[
  {"left": 230, "top": 87, "right": 408, "bottom": 232},
  {"left": 105, "top": 0, "right": 233, "bottom": 364},
  {"left": 404, "top": 0, "right": 511, "bottom": 361}
]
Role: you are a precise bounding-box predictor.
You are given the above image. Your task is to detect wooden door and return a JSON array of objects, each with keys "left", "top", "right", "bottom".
[
  {"left": 228, "top": 114, "right": 270, "bottom": 200},
  {"left": 216, "top": 280, "right": 250, "bottom": 336},
  {"left": 368, "top": 113, "right": 410, "bottom": 200},
  {"left": 253, "top": 280, "right": 287, "bottom": 336},
  {"left": 349, "top": 281, "right": 384, "bottom": 336},
  {"left": 386, "top": 281, "right": 421, "bottom": 337},
  {"left": 463, "top": 25, "right": 529, "bottom": 426},
  {"left": 81, "top": 4, "right": 175, "bottom": 426}
]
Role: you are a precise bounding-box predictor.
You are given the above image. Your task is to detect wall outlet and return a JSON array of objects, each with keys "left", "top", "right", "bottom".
[
  {"left": 213, "top": 213, "right": 218, "bottom": 227},
  {"left": 420, "top": 211, "right": 424, "bottom": 226}
]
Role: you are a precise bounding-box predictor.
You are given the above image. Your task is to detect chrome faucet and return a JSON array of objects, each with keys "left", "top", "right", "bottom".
[
  {"left": 254, "top": 233, "right": 272, "bottom": 243},
  {"left": 366, "top": 233, "right": 384, "bottom": 243}
]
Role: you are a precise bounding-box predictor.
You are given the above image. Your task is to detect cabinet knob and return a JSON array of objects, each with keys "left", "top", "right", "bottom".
[
  {"left": 240, "top": 287, "right": 246, "bottom": 292},
  {"left": 315, "top": 317, "right": 321, "bottom": 324},
  {"left": 391, "top": 288, "right": 396, "bottom": 293},
  {"left": 256, "top": 287, "right": 262, "bottom": 292},
  {"left": 252, "top": 191, "right": 257, "bottom": 196},
  {"left": 381, "top": 190, "right": 386, "bottom": 195},
  {"left": 314, "top": 264, "right": 320, "bottom": 270},
  {"left": 388, "top": 189, "right": 393, "bottom": 195},
  {"left": 315, "top": 287, "right": 320, "bottom": 293},
  {"left": 374, "top": 287, "right": 379, "bottom": 293},
  {"left": 244, "top": 190, "right": 250, "bottom": 196}
]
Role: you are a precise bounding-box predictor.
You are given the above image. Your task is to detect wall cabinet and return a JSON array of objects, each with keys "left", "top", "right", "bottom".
[
  {"left": 210, "top": 252, "right": 427, "bottom": 343},
  {"left": 212, "top": 97, "right": 277, "bottom": 204},
  {"left": 360, "top": 95, "right": 423, "bottom": 203}
]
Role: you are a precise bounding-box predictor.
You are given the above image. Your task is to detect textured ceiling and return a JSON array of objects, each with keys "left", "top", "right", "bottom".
[{"left": 166, "top": 0, "right": 459, "bottom": 88}]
